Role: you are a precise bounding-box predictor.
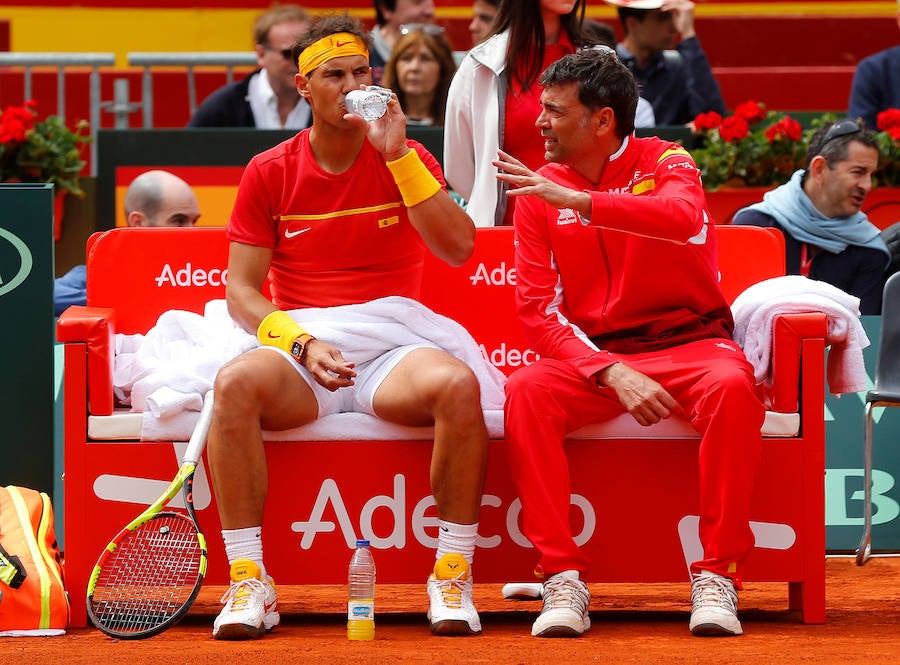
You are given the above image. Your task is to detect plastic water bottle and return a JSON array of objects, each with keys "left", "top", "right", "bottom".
[
  {"left": 345, "top": 86, "right": 392, "bottom": 121},
  {"left": 347, "top": 539, "right": 376, "bottom": 641}
]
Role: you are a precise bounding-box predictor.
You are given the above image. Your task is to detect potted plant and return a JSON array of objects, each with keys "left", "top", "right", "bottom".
[
  {"left": 689, "top": 101, "right": 900, "bottom": 226},
  {"left": 0, "top": 99, "right": 91, "bottom": 239}
]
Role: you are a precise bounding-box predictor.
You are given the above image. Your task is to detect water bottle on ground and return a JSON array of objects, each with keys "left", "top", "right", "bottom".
[{"left": 347, "top": 539, "right": 376, "bottom": 641}]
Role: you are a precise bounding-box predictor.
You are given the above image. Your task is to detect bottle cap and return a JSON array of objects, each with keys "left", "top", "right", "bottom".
[{"left": 356, "top": 539, "right": 370, "bottom": 547}]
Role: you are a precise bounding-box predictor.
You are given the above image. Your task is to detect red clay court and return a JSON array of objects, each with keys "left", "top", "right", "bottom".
[{"left": 5, "top": 556, "right": 900, "bottom": 665}]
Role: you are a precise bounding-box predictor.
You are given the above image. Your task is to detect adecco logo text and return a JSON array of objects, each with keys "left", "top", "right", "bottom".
[
  {"left": 0, "top": 227, "right": 33, "bottom": 297},
  {"left": 154, "top": 262, "right": 228, "bottom": 288}
]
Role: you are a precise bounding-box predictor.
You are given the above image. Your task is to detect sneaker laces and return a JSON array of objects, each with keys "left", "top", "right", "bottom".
[
  {"left": 434, "top": 572, "right": 470, "bottom": 610},
  {"left": 691, "top": 575, "right": 738, "bottom": 613},
  {"left": 219, "top": 577, "right": 269, "bottom": 610},
  {"left": 541, "top": 577, "right": 588, "bottom": 613}
]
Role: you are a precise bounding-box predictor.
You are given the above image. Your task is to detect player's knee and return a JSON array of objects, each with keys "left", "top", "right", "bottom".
[
  {"left": 440, "top": 363, "right": 481, "bottom": 406},
  {"left": 213, "top": 359, "right": 260, "bottom": 406},
  {"left": 708, "top": 365, "right": 762, "bottom": 418},
  {"left": 505, "top": 362, "right": 544, "bottom": 400}
]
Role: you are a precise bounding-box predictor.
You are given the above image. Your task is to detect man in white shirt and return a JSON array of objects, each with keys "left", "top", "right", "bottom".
[{"left": 189, "top": 4, "right": 312, "bottom": 129}]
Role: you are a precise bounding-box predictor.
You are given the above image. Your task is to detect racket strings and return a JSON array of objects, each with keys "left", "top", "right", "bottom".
[{"left": 89, "top": 513, "right": 203, "bottom": 634}]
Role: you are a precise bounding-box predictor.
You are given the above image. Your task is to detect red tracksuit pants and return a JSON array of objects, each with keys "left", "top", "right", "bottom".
[{"left": 503, "top": 337, "right": 764, "bottom": 588}]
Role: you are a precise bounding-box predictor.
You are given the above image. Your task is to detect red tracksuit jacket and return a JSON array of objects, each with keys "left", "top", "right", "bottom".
[{"left": 513, "top": 134, "right": 733, "bottom": 377}]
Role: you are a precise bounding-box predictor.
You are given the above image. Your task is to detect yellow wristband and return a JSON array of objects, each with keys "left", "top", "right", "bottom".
[
  {"left": 257, "top": 310, "right": 308, "bottom": 354},
  {"left": 385, "top": 149, "right": 441, "bottom": 208}
]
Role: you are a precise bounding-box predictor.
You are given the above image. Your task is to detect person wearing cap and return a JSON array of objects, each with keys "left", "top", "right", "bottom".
[
  {"left": 369, "top": 0, "right": 437, "bottom": 85},
  {"left": 207, "top": 13, "right": 490, "bottom": 640},
  {"left": 188, "top": 4, "right": 312, "bottom": 129},
  {"left": 733, "top": 120, "right": 890, "bottom": 314},
  {"left": 607, "top": 0, "right": 724, "bottom": 126},
  {"left": 495, "top": 47, "right": 762, "bottom": 638},
  {"left": 848, "top": 1, "right": 900, "bottom": 131}
]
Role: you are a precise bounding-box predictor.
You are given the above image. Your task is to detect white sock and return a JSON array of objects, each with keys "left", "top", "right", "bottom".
[
  {"left": 222, "top": 526, "right": 266, "bottom": 578},
  {"left": 548, "top": 570, "right": 580, "bottom": 581},
  {"left": 436, "top": 520, "right": 478, "bottom": 564}
]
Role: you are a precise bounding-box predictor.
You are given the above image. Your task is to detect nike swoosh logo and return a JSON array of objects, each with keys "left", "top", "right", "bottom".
[
  {"left": 264, "top": 600, "right": 277, "bottom": 613},
  {"left": 267, "top": 332, "right": 280, "bottom": 339},
  {"left": 336, "top": 40, "right": 352, "bottom": 47},
  {"left": 285, "top": 227, "right": 311, "bottom": 239}
]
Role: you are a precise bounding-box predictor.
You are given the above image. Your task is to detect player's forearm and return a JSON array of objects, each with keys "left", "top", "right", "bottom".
[
  {"left": 226, "top": 284, "right": 278, "bottom": 335},
  {"left": 409, "top": 191, "right": 476, "bottom": 266}
]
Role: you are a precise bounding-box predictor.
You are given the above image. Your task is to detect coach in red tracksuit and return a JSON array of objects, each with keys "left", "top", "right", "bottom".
[{"left": 494, "top": 47, "right": 763, "bottom": 640}]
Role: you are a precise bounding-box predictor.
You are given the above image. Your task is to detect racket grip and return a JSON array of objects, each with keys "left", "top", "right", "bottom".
[{"left": 183, "top": 390, "right": 214, "bottom": 465}]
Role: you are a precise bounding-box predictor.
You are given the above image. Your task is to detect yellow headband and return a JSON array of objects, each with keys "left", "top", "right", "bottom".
[{"left": 297, "top": 32, "right": 369, "bottom": 77}]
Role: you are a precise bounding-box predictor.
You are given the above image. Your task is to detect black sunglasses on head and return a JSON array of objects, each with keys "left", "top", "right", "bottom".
[{"left": 816, "top": 119, "right": 862, "bottom": 154}]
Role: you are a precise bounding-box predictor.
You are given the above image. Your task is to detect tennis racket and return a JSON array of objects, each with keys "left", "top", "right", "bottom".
[{"left": 86, "top": 390, "right": 215, "bottom": 639}]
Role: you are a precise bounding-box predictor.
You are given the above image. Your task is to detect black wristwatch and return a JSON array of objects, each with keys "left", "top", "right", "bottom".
[{"left": 290, "top": 334, "right": 316, "bottom": 365}]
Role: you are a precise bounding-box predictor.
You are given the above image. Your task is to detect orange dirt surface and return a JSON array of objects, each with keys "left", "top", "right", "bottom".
[{"left": 4, "top": 556, "right": 900, "bottom": 665}]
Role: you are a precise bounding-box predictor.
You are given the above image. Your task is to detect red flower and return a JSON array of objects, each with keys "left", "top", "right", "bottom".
[
  {"left": 733, "top": 100, "right": 767, "bottom": 124},
  {"left": 764, "top": 116, "right": 803, "bottom": 142},
  {"left": 0, "top": 101, "right": 38, "bottom": 144},
  {"left": 876, "top": 108, "right": 900, "bottom": 136},
  {"left": 718, "top": 115, "right": 749, "bottom": 143},
  {"left": 693, "top": 111, "right": 723, "bottom": 131}
]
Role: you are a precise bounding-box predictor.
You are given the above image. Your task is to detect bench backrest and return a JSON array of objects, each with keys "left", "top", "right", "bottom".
[{"left": 86, "top": 226, "right": 785, "bottom": 365}]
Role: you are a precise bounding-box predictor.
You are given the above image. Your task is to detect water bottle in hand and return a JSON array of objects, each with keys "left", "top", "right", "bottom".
[{"left": 345, "top": 86, "right": 392, "bottom": 121}]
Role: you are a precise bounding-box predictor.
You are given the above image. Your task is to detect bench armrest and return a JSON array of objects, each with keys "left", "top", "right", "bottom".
[
  {"left": 767, "top": 312, "right": 827, "bottom": 413},
  {"left": 56, "top": 306, "right": 116, "bottom": 416}
]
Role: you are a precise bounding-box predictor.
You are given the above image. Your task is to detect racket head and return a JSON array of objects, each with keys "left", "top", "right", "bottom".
[{"left": 86, "top": 511, "right": 207, "bottom": 639}]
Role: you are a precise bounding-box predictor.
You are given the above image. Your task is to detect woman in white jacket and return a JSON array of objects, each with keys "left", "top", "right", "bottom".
[{"left": 444, "top": 0, "right": 589, "bottom": 227}]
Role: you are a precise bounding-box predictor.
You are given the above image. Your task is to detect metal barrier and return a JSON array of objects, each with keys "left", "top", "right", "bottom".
[
  {"left": 126, "top": 52, "right": 257, "bottom": 128},
  {"left": 0, "top": 52, "right": 115, "bottom": 175}
]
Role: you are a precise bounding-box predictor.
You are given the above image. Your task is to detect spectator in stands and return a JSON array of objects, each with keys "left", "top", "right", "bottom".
[
  {"left": 208, "top": 14, "right": 489, "bottom": 641},
  {"left": 53, "top": 170, "right": 200, "bottom": 315},
  {"left": 848, "top": 1, "right": 900, "bottom": 130},
  {"left": 733, "top": 120, "right": 890, "bottom": 314},
  {"left": 444, "top": 0, "right": 588, "bottom": 227},
  {"left": 583, "top": 18, "right": 655, "bottom": 128},
  {"left": 495, "top": 47, "right": 762, "bottom": 639},
  {"left": 382, "top": 25, "right": 457, "bottom": 126},
  {"left": 469, "top": 0, "right": 500, "bottom": 47},
  {"left": 188, "top": 4, "right": 312, "bottom": 129},
  {"left": 606, "top": 0, "right": 724, "bottom": 126},
  {"left": 369, "top": 0, "right": 436, "bottom": 85}
]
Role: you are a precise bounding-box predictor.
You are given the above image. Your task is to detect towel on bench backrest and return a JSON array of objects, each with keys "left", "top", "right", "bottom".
[{"left": 731, "top": 274, "right": 868, "bottom": 394}]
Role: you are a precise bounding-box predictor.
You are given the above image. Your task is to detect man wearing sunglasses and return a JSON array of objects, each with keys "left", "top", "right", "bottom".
[
  {"left": 369, "top": 0, "right": 437, "bottom": 85},
  {"left": 189, "top": 4, "right": 312, "bottom": 129},
  {"left": 733, "top": 120, "right": 891, "bottom": 314}
]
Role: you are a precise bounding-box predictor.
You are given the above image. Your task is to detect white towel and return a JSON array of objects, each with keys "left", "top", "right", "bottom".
[
  {"left": 731, "top": 275, "right": 869, "bottom": 395},
  {"left": 145, "top": 386, "right": 204, "bottom": 418},
  {"left": 116, "top": 296, "right": 507, "bottom": 438},
  {"left": 285, "top": 296, "right": 507, "bottom": 411}
]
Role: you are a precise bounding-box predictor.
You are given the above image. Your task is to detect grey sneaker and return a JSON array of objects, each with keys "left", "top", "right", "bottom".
[
  {"left": 689, "top": 571, "right": 743, "bottom": 636},
  {"left": 531, "top": 574, "right": 590, "bottom": 637}
]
